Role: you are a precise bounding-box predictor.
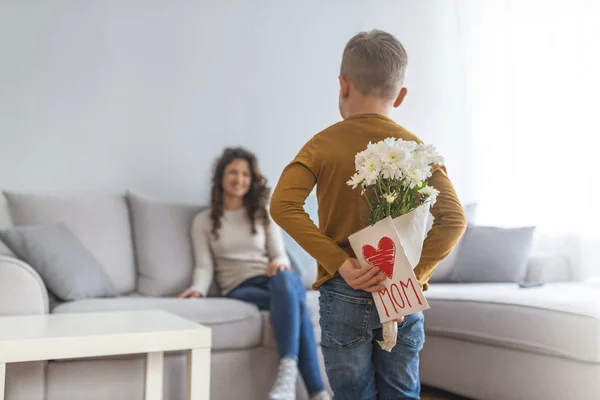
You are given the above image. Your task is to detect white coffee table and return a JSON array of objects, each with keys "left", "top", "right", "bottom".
[{"left": 0, "top": 310, "right": 211, "bottom": 400}]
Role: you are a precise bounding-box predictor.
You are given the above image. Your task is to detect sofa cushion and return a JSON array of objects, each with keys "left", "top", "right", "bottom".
[
  {"left": 262, "top": 290, "right": 321, "bottom": 350},
  {"left": 51, "top": 296, "right": 262, "bottom": 350},
  {"left": 0, "top": 199, "right": 13, "bottom": 257},
  {"left": 127, "top": 192, "right": 204, "bottom": 297},
  {"left": 3, "top": 191, "right": 136, "bottom": 294},
  {"left": 429, "top": 203, "right": 477, "bottom": 283},
  {"left": 0, "top": 224, "right": 117, "bottom": 301},
  {"left": 449, "top": 225, "right": 535, "bottom": 283},
  {"left": 424, "top": 283, "right": 600, "bottom": 363},
  {"left": 0, "top": 239, "right": 14, "bottom": 257},
  {"left": 525, "top": 255, "right": 571, "bottom": 283}
]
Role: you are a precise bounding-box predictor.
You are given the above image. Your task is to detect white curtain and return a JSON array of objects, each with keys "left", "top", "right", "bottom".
[{"left": 457, "top": 0, "right": 600, "bottom": 279}]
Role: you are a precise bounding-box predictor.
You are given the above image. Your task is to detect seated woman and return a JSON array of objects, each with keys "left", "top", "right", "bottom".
[{"left": 178, "top": 147, "right": 330, "bottom": 400}]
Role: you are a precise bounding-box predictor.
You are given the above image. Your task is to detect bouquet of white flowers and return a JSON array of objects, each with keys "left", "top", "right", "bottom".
[
  {"left": 346, "top": 137, "right": 443, "bottom": 351},
  {"left": 347, "top": 138, "right": 442, "bottom": 222}
]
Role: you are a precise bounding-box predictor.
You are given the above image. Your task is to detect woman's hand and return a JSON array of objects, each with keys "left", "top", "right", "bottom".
[
  {"left": 266, "top": 260, "right": 291, "bottom": 277},
  {"left": 177, "top": 289, "right": 203, "bottom": 299}
]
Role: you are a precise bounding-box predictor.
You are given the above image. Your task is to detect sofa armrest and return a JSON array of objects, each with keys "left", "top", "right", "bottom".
[
  {"left": 0, "top": 255, "right": 49, "bottom": 315},
  {"left": 525, "top": 255, "right": 571, "bottom": 283}
]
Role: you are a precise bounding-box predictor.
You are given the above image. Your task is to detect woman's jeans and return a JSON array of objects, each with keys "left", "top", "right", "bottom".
[{"left": 228, "top": 271, "right": 325, "bottom": 396}]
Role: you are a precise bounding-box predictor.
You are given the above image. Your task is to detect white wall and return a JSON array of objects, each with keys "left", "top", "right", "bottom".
[{"left": 0, "top": 0, "right": 472, "bottom": 205}]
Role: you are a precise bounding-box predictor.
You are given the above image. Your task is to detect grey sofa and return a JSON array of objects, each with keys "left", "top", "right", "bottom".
[
  {"left": 419, "top": 247, "right": 600, "bottom": 400},
  {"left": 420, "top": 280, "right": 600, "bottom": 400},
  {"left": 0, "top": 191, "right": 328, "bottom": 400},
  {"left": 3, "top": 190, "right": 599, "bottom": 400}
]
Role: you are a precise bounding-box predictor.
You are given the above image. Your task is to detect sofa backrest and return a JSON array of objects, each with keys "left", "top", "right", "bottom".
[
  {"left": 1, "top": 190, "right": 323, "bottom": 297},
  {"left": 2, "top": 191, "right": 136, "bottom": 294}
]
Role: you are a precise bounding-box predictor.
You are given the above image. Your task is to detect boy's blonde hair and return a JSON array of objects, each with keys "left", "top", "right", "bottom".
[{"left": 340, "top": 30, "right": 408, "bottom": 100}]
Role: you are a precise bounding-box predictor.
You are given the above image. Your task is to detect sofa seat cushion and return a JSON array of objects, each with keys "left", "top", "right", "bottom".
[
  {"left": 52, "top": 296, "right": 262, "bottom": 351},
  {"left": 424, "top": 283, "right": 600, "bottom": 363},
  {"left": 262, "top": 290, "right": 321, "bottom": 350}
]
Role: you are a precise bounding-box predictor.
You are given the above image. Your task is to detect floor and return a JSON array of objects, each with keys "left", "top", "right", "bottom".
[{"left": 421, "top": 386, "right": 471, "bottom": 400}]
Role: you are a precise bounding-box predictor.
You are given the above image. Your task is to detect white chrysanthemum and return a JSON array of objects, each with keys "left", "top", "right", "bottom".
[
  {"left": 382, "top": 137, "right": 398, "bottom": 149},
  {"left": 409, "top": 165, "right": 433, "bottom": 183},
  {"left": 355, "top": 147, "right": 380, "bottom": 170},
  {"left": 416, "top": 143, "right": 444, "bottom": 166},
  {"left": 380, "top": 163, "right": 393, "bottom": 179},
  {"left": 381, "top": 162, "right": 403, "bottom": 180},
  {"left": 346, "top": 173, "right": 364, "bottom": 189},
  {"left": 410, "top": 152, "right": 429, "bottom": 170},
  {"left": 418, "top": 185, "right": 440, "bottom": 205},
  {"left": 366, "top": 140, "right": 387, "bottom": 155},
  {"left": 359, "top": 155, "right": 382, "bottom": 176},
  {"left": 383, "top": 192, "right": 398, "bottom": 204},
  {"left": 418, "top": 185, "right": 439, "bottom": 197},
  {"left": 392, "top": 166, "right": 405, "bottom": 180},
  {"left": 405, "top": 168, "right": 429, "bottom": 189},
  {"left": 396, "top": 138, "right": 418, "bottom": 152},
  {"left": 381, "top": 146, "right": 410, "bottom": 166},
  {"left": 362, "top": 172, "right": 378, "bottom": 187},
  {"left": 354, "top": 151, "right": 366, "bottom": 170}
]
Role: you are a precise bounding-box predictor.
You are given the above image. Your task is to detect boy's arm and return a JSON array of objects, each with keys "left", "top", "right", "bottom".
[
  {"left": 414, "top": 165, "right": 467, "bottom": 290},
  {"left": 265, "top": 213, "right": 291, "bottom": 267},
  {"left": 270, "top": 162, "right": 349, "bottom": 277}
]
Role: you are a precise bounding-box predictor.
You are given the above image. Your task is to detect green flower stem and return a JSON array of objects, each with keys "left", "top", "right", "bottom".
[
  {"left": 365, "top": 190, "right": 372, "bottom": 209},
  {"left": 366, "top": 178, "right": 432, "bottom": 225}
]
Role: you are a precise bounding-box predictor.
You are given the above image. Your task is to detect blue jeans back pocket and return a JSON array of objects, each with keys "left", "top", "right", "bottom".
[
  {"left": 320, "top": 290, "right": 374, "bottom": 349},
  {"left": 396, "top": 312, "right": 425, "bottom": 349}
]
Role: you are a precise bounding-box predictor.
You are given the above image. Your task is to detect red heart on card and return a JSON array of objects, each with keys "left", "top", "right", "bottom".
[{"left": 362, "top": 237, "right": 396, "bottom": 280}]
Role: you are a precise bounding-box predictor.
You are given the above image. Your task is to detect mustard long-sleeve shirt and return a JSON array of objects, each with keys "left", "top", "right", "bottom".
[{"left": 270, "top": 113, "right": 467, "bottom": 290}]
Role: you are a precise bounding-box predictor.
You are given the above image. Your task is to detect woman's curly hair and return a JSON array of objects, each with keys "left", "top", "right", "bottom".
[{"left": 210, "top": 147, "right": 270, "bottom": 239}]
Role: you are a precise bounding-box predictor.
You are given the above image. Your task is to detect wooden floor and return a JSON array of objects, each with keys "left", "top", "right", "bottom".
[{"left": 421, "top": 386, "right": 471, "bottom": 400}]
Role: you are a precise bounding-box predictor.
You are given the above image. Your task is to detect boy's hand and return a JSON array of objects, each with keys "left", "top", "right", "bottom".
[{"left": 338, "top": 258, "right": 386, "bottom": 292}]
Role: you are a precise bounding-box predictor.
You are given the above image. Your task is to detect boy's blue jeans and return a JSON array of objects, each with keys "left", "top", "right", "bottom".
[
  {"left": 318, "top": 276, "right": 425, "bottom": 400},
  {"left": 227, "top": 271, "right": 325, "bottom": 396}
]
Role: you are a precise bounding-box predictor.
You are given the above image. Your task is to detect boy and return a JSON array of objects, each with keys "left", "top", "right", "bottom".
[{"left": 270, "top": 30, "right": 466, "bottom": 399}]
